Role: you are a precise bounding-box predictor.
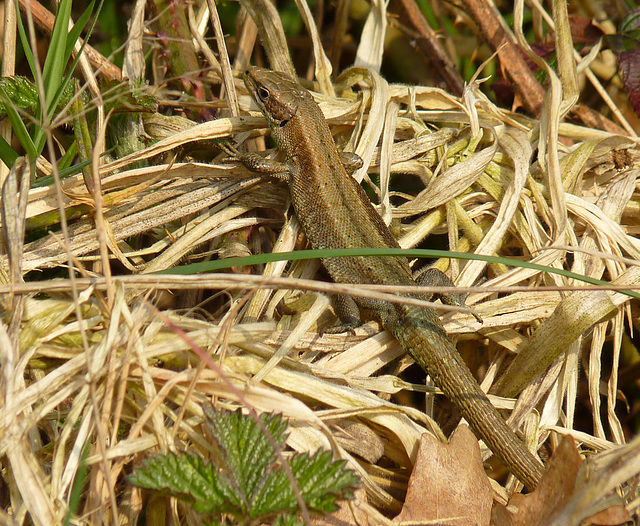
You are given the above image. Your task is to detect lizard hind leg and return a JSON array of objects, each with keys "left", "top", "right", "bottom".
[
  {"left": 323, "top": 294, "right": 362, "bottom": 334},
  {"left": 414, "top": 267, "right": 467, "bottom": 307},
  {"left": 414, "top": 267, "right": 482, "bottom": 323},
  {"left": 325, "top": 293, "right": 402, "bottom": 336}
]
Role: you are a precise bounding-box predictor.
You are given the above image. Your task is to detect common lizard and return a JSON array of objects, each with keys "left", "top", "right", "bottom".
[{"left": 230, "top": 67, "right": 545, "bottom": 490}]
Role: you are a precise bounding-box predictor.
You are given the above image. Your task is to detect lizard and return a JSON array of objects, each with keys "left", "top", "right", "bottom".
[{"left": 227, "top": 66, "right": 545, "bottom": 490}]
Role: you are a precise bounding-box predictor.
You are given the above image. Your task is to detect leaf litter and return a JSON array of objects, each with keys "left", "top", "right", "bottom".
[{"left": 0, "top": 0, "right": 639, "bottom": 524}]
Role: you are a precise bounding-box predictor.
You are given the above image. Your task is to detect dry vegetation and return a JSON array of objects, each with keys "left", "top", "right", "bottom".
[{"left": 1, "top": 0, "right": 640, "bottom": 524}]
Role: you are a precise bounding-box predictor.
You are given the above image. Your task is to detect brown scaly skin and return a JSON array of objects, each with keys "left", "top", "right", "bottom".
[{"left": 233, "top": 67, "right": 545, "bottom": 490}]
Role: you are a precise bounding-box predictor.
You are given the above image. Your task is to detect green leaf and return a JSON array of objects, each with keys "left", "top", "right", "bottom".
[
  {"left": 272, "top": 515, "right": 303, "bottom": 526},
  {"left": 63, "top": 443, "right": 90, "bottom": 526},
  {"left": 158, "top": 248, "right": 640, "bottom": 301},
  {"left": 0, "top": 77, "right": 39, "bottom": 116},
  {"left": 290, "top": 451, "right": 358, "bottom": 512},
  {"left": 57, "top": 140, "right": 78, "bottom": 172},
  {"left": 127, "top": 452, "right": 239, "bottom": 514},
  {"left": 128, "top": 409, "right": 360, "bottom": 523},
  {"left": 203, "top": 408, "right": 358, "bottom": 518},
  {"left": 33, "top": 0, "right": 104, "bottom": 159},
  {"left": 204, "top": 407, "right": 289, "bottom": 505},
  {"left": 620, "top": 9, "right": 640, "bottom": 33},
  {"left": 250, "top": 450, "right": 359, "bottom": 517}
]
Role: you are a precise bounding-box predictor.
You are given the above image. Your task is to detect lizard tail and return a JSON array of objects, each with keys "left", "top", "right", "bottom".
[{"left": 388, "top": 306, "right": 545, "bottom": 490}]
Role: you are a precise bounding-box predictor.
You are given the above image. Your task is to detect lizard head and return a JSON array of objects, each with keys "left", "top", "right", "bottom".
[
  {"left": 242, "top": 67, "right": 336, "bottom": 165},
  {"left": 243, "top": 67, "right": 315, "bottom": 129}
]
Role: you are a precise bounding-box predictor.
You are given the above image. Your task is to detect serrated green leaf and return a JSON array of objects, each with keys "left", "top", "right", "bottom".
[
  {"left": 248, "top": 461, "right": 298, "bottom": 516},
  {"left": 272, "top": 514, "right": 303, "bottom": 526},
  {"left": 127, "top": 452, "right": 240, "bottom": 514},
  {"left": 289, "top": 451, "right": 359, "bottom": 513},
  {"left": 0, "top": 77, "right": 39, "bottom": 116},
  {"left": 204, "top": 407, "right": 289, "bottom": 502},
  {"left": 250, "top": 450, "right": 359, "bottom": 516},
  {"left": 129, "top": 409, "right": 360, "bottom": 524}
]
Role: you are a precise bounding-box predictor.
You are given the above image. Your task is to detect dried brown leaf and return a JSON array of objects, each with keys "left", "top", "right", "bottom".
[
  {"left": 396, "top": 425, "right": 493, "bottom": 526},
  {"left": 510, "top": 435, "right": 582, "bottom": 526}
]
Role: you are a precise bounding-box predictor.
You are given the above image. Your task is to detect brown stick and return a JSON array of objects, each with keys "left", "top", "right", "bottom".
[
  {"left": 459, "top": 0, "right": 545, "bottom": 115},
  {"left": 390, "top": 0, "right": 465, "bottom": 96}
]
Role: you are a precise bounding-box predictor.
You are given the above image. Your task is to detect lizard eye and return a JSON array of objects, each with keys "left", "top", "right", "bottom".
[{"left": 257, "top": 86, "right": 270, "bottom": 101}]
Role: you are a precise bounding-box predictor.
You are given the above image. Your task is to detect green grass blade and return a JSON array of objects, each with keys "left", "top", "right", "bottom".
[
  {"left": 159, "top": 248, "right": 640, "bottom": 300},
  {"left": 30, "top": 0, "right": 74, "bottom": 157},
  {"left": 0, "top": 135, "right": 19, "bottom": 169},
  {"left": 63, "top": 444, "right": 90, "bottom": 526},
  {"left": 0, "top": 86, "right": 36, "bottom": 163},
  {"left": 36, "top": 0, "right": 103, "bottom": 160},
  {"left": 65, "top": 1, "right": 96, "bottom": 64},
  {"left": 49, "top": 0, "right": 103, "bottom": 122},
  {"left": 15, "top": 3, "right": 38, "bottom": 81},
  {"left": 57, "top": 140, "right": 78, "bottom": 171},
  {"left": 42, "top": 0, "right": 73, "bottom": 115}
]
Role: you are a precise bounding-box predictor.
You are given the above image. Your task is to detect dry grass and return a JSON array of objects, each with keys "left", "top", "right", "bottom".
[{"left": 1, "top": 0, "right": 640, "bottom": 524}]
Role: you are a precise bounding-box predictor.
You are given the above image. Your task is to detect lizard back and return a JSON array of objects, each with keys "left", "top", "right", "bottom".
[{"left": 244, "top": 67, "right": 416, "bottom": 291}]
